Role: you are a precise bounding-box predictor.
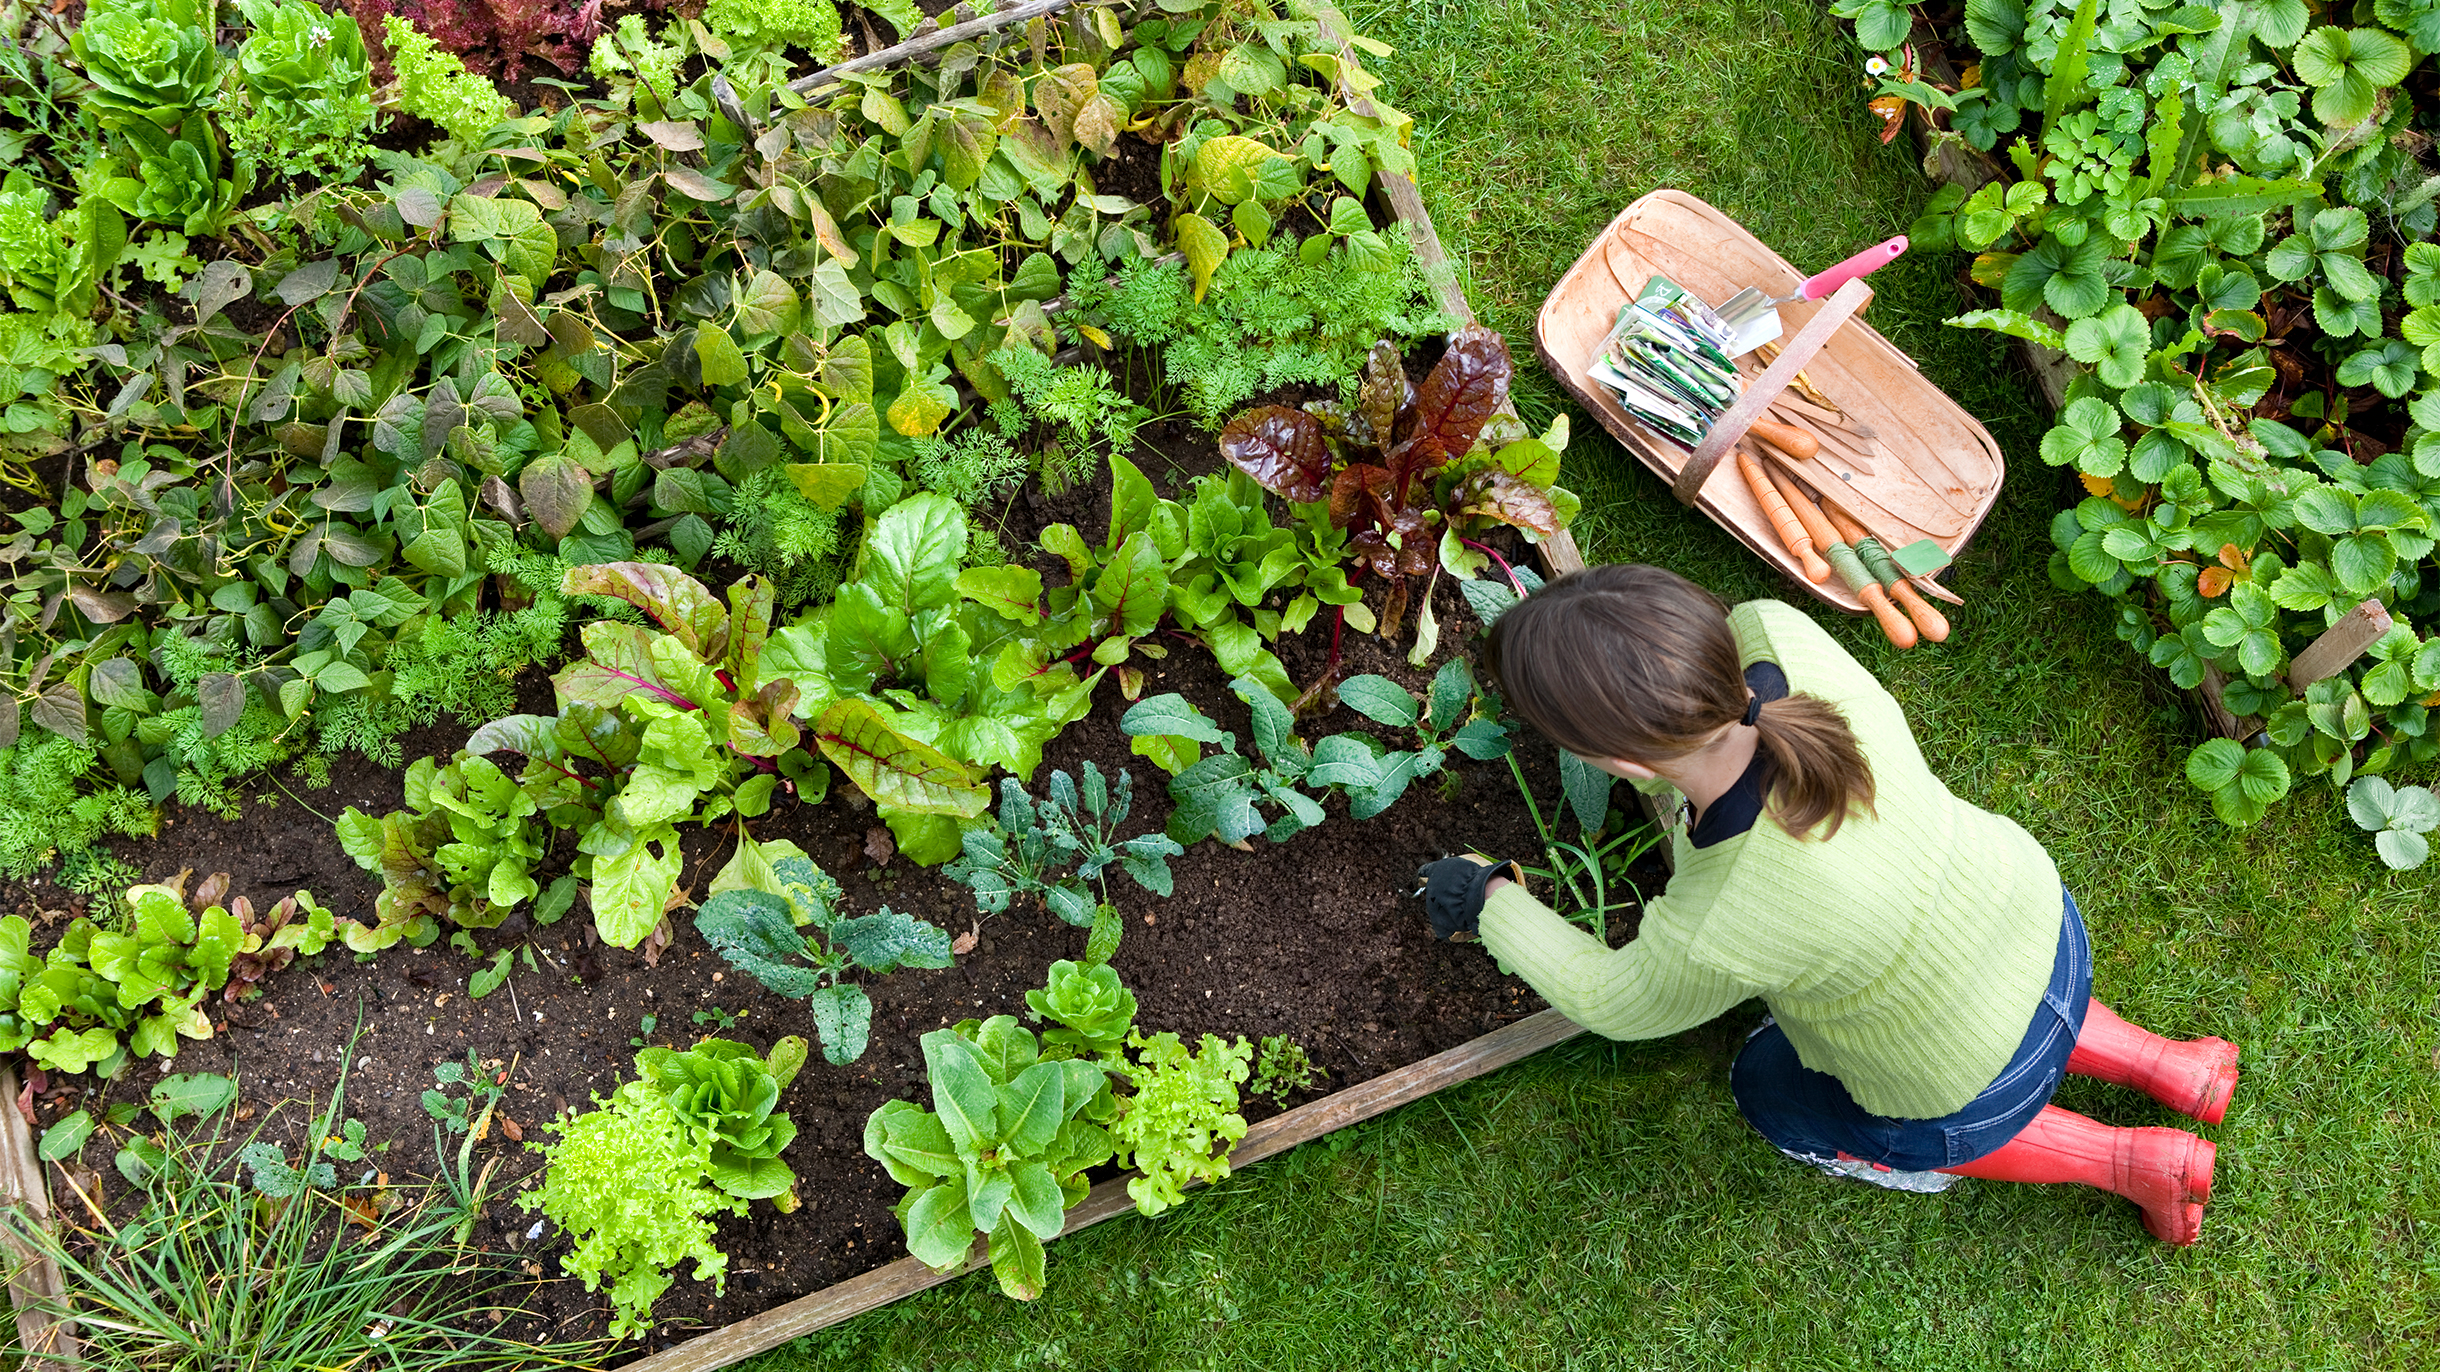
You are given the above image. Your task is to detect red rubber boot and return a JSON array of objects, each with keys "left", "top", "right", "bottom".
[
  {"left": 1936, "top": 1104, "right": 2215, "bottom": 1245},
  {"left": 2067, "top": 999, "right": 2241, "bottom": 1125}
]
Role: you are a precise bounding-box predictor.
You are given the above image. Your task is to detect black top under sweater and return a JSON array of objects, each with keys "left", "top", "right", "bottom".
[{"left": 1686, "top": 660, "right": 1789, "bottom": 848}]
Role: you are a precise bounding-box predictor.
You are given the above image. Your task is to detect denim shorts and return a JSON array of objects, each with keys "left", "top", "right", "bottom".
[{"left": 1729, "top": 887, "right": 2093, "bottom": 1171}]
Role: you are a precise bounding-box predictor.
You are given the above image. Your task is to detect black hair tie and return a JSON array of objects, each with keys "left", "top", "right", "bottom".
[{"left": 1741, "top": 695, "right": 1761, "bottom": 727}]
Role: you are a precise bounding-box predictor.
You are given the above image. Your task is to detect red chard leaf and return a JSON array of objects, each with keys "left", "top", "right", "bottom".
[
  {"left": 1390, "top": 324, "right": 1511, "bottom": 484},
  {"left": 1458, "top": 469, "right": 1559, "bottom": 536},
  {"left": 1220, "top": 406, "right": 1330, "bottom": 503}
]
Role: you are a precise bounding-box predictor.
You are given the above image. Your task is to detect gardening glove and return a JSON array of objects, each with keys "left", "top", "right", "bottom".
[{"left": 1412, "top": 854, "right": 1521, "bottom": 942}]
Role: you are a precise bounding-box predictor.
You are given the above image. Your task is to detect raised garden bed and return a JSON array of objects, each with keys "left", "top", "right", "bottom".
[{"left": 0, "top": 0, "right": 1633, "bottom": 1361}]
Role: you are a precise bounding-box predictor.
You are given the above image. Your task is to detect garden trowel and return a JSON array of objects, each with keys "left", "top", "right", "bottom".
[{"left": 1716, "top": 236, "right": 1909, "bottom": 355}]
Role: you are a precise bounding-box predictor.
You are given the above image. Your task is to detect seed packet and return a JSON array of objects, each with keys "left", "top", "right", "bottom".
[{"left": 1586, "top": 274, "right": 1746, "bottom": 446}]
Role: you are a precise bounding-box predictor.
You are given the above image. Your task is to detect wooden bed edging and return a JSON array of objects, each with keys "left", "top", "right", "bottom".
[
  {"left": 619, "top": 1008, "right": 1584, "bottom": 1372},
  {"left": 0, "top": 1065, "right": 75, "bottom": 1372}
]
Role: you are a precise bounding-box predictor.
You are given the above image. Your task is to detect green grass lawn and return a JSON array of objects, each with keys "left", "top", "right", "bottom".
[{"left": 746, "top": 1, "right": 2440, "bottom": 1366}]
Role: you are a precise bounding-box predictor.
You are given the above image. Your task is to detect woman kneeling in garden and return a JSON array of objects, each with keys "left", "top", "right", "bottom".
[{"left": 1418, "top": 564, "right": 2239, "bottom": 1244}]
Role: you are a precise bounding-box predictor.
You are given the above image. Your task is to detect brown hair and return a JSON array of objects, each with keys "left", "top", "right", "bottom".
[{"left": 1483, "top": 564, "right": 1875, "bottom": 840}]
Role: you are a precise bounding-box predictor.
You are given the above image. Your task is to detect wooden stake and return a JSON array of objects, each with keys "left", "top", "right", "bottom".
[
  {"left": 2289, "top": 599, "right": 2392, "bottom": 692},
  {"left": 0, "top": 1065, "right": 76, "bottom": 1372}
]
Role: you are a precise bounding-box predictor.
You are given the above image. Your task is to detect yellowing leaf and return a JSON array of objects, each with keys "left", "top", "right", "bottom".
[{"left": 1175, "top": 213, "right": 1229, "bottom": 302}]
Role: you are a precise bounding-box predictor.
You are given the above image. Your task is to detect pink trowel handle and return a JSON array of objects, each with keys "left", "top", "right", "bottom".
[{"left": 1799, "top": 236, "right": 1908, "bottom": 300}]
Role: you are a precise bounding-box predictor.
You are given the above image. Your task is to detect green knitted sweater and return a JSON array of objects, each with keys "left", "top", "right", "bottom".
[{"left": 1479, "top": 600, "right": 2062, "bottom": 1119}]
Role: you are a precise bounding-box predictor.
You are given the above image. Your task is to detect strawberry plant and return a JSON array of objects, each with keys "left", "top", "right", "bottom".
[
  {"left": 1862, "top": 0, "right": 2440, "bottom": 826},
  {"left": 2347, "top": 775, "right": 2440, "bottom": 869}
]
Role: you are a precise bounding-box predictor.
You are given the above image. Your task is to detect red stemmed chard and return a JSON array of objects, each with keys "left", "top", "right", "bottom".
[{"left": 1219, "top": 325, "right": 1565, "bottom": 638}]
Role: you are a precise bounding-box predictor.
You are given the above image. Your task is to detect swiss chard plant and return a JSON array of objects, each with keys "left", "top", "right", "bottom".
[
  {"left": 1873, "top": 0, "right": 2440, "bottom": 826},
  {"left": 862, "top": 1015, "right": 1118, "bottom": 1300},
  {"left": 692, "top": 846, "right": 956, "bottom": 1066},
  {"left": 1220, "top": 329, "right": 1576, "bottom": 654},
  {"left": 943, "top": 762, "right": 1183, "bottom": 932},
  {"left": 0, "top": 875, "right": 335, "bottom": 1076},
  {"left": 763, "top": 491, "right": 1101, "bottom": 866}
]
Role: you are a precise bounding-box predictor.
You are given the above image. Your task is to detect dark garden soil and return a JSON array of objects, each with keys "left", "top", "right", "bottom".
[{"left": 5, "top": 338, "right": 1650, "bottom": 1357}]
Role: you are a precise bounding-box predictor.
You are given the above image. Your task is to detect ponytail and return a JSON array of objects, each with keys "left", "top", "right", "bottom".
[
  {"left": 1749, "top": 694, "right": 1875, "bottom": 840},
  {"left": 1484, "top": 564, "right": 1874, "bottom": 841}
]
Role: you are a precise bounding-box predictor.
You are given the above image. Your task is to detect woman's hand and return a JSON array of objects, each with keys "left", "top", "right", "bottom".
[{"left": 1412, "top": 854, "right": 1522, "bottom": 941}]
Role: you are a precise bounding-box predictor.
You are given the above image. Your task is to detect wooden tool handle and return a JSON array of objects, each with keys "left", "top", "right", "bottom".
[
  {"left": 1885, "top": 577, "right": 1950, "bottom": 643},
  {"left": 1763, "top": 460, "right": 1840, "bottom": 558},
  {"left": 1768, "top": 462, "right": 1914, "bottom": 648},
  {"left": 1745, "top": 417, "right": 1820, "bottom": 461},
  {"left": 1819, "top": 502, "right": 1948, "bottom": 644},
  {"left": 1737, "top": 448, "right": 1829, "bottom": 583},
  {"left": 1857, "top": 581, "right": 1919, "bottom": 650}
]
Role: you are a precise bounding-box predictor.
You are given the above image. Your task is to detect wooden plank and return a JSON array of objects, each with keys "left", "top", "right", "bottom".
[
  {"left": 620, "top": 1009, "right": 1585, "bottom": 1372},
  {"left": 2197, "top": 664, "right": 2258, "bottom": 742},
  {"left": 787, "top": 0, "right": 1080, "bottom": 96},
  {"left": 2290, "top": 598, "right": 2393, "bottom": 692},
  {"left": 0, "top": 1065, "right": 75, "bottom": 1371}
]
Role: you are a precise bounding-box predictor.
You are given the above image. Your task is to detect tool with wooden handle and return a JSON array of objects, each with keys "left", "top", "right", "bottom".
[
  {"left": 1736, "top": 446, "right": 1829, "bottom": 583},
  {"left": 1773, "top": 462, "right": 1966, "bottom": 608},
  {"left": 1762, "top": 460, "right": 1916, "bottom": 649},
  {"left": 1745, "top": 417, "right": 1819, "bottom": 462},
  {"left": 1822, "top": 503, "right": 1949, "bottom": 643}
]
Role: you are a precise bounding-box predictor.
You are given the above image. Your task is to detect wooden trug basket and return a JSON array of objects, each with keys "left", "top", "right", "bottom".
[{"left": 1534, "top": 189, "right": 2007, "bottom": 614}]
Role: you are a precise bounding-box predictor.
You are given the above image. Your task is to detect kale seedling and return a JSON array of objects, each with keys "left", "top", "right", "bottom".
[
  {"left": 694, "top": 845, "right": 955, "bottom": 1066},
  {"left": 1121, "top": 675, "right": 1329, "bottom": 847},
  {"left": 944, "top": 762, "right": 1183, "bottom": 929},
  {"left": 693, "top": 1006, "right": 744, "bottom": 1030},
  {"left": 629, "top": 1012, "right": 659, "bottom": 1047},
  {"left": 1320, "top": 659, "right": 1513, "bottom": 817}
]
